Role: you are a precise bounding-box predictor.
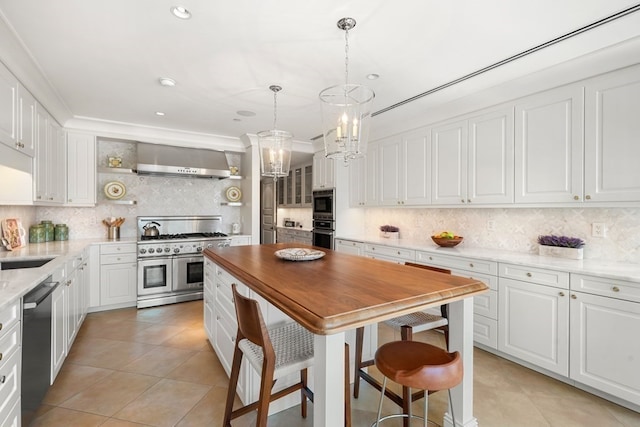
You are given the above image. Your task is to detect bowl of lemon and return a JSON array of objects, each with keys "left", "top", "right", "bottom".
[{"left": 431, "top": 231, "right": 463, "bottom": 247}]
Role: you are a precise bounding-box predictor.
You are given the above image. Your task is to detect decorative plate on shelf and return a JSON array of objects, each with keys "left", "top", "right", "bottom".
[
  {"left": 226, "top": 186, "right": 242, "bottom": 202},
  {"left": 275, "top": 248, "right": 326, "bottom": 261},
  {"left": 104, "top": 181, "right": 126, "bottom": 200}
]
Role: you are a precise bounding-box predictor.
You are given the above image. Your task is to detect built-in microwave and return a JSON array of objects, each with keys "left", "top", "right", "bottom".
[{"left": 312, "top": 189, "right": 335, "bottom": 220}]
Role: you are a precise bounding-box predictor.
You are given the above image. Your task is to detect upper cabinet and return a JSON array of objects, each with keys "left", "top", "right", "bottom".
[
  {"left": 431, "top": 106, "right": 513, "bottom": 205},
  {"left": 67, "top": 132, "right": 96, "bottom": 206},
  {"left": 34, "top": 105, "right": 65, "bottom": 204},
  {"left": 0, "top": 63, "right": 35, "bottom": 157},
  {"left": 350, "top": 143, "right": 379, "bottom": 207},
  {"left": 313, "top": 152, "right": 335, "bottom": 190},
  {"left": 584, "top": 65, "right": 640, "bottom": 203},
  {"left": 514, "top": 85, "right": 584, "bottom": 204},
  {"left": 277, "top": 163, "right": 312, "bottom": 208}
]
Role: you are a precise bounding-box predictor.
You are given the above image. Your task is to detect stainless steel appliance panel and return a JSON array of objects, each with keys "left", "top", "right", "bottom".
[
  {"left": 138, "top": 258, "right": 172, "bottom": 296},
  {"left": 312, "top": 228, "right": 334, "bottom": 250},
  {"left": 172, "top": 255, "right": 204, "bottom": 292},
  {"left": 312, "top": 189, "right": 335, "bottom": 220}
]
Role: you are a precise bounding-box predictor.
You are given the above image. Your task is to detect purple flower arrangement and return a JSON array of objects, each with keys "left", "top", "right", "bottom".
[{"left": 537, "top": 235, "right": 585, "bottom": 249}]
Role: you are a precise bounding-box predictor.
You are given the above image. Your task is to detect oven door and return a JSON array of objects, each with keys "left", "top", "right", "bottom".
[
  {"left": 172, "top": 255, "right": 204, "bottom": 292},
  {"left": 138, "top": 257, "right": 172, "bottom": 296},
  {"left": 312, "top": 228, "right": 334, "bottom": 250}
]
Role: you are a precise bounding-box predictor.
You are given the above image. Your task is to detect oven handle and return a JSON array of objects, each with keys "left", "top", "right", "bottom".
[{"left": 312, "top": 229, "right": 335, "bottom": 235}]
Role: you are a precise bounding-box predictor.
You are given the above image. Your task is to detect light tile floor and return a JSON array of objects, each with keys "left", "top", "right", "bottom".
[{"left": 31, "top": 300, "right": 640, "bottom": 426}]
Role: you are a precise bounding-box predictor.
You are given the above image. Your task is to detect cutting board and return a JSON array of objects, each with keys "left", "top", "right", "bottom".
[{"left": 1, "top": 218, "right": 26, "bottom": 250}]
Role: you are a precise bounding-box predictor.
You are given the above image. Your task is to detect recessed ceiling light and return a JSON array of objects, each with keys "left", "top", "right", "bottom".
[
  {"left": 237, "top": 110, "right": 256, "bottom": 117},
  {"left": 159, "top": 77, "right": 176, "bottom": 87},
  {"left": 366, "top": 73, "right": 380, "bottom": 80},
  {"left": 155, "top": 111, "right": 165, "bottom": 116},
  {"left": 170, "top": 6, "right": 191, "bottom": 19}
]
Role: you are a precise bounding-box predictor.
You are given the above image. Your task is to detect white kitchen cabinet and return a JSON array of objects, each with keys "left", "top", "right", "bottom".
[
  {"left": 379, "top": 130, "right": 430, "bottom": 206},
  {"left": 0, "top": 63, "right": 36, "bottom": 157},
  {"left": 16, "top": 82, "right": 36, "bottom": 157},
  {"left": 230, "top": 236, "right": 252, "bottom": 246},
  {"left": 364, "top": 243, "right": 415, "bottom": 264},
  {"left": 498, "top": 269, "right": 570, "bottom": 376},
  {"left": 203, "top": 257, "right": 215, "bottom": 341},
  {"left": 0, "top": 299, "right": 20, "bottom": 425},
  {"left": 350, "top": 142, "right": 378, "bottom": 207},
  {"left": 277, "top": 163, "right": 312, "bottom": 207},
  {"left": 570, "top": 290, "right": 640, "bottom": 406},
  {"left": 514, "top": 85, "right": 584, "bottom": 203},
  {"left": 34, "top": 105, "right": 65, "bottom": 204},
  {"left": 99, "top": 243, "right": 137, "bottom": 307},
  {"left": 432, "top": 107, "right": 513, "bottom": 206},
  {"left": 313, "top": 151, "right": 335, "bottom": 190},
  {"left": 51, "top": 278, "right": 66, "bottom": 382},
  {"left": 334, "top": 238, "right": 363, "bottom": 256},
  {"left": 584, "top": 65, "right": 640, "bottom": 203},
  {"left": 277, "top": 227, "right": 311, "bottom": 245},
  {"left": 66, "top": 132, "right": 96, "bottom": 206}
]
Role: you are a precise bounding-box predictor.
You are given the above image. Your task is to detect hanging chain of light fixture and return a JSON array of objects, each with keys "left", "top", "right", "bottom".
[
  {"left": 258, "top": 85, "right": 293, "bottom": 181},
  {"left": 319, "top": 17, "right": 375, "bottom": 165}
]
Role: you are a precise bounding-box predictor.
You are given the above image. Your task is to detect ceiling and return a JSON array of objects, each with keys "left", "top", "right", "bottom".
[{"left": 1, "top": 1, "right": 639, "bottom": 150}]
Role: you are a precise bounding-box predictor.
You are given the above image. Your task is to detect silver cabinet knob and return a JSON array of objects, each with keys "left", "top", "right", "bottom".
[{"left": 612, "top": 286, "right": 620, "bottom": 292}]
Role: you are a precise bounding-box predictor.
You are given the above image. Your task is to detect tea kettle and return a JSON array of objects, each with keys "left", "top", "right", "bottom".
[{"left": 143, "top": 221, "right": 161, "bottom": 237}]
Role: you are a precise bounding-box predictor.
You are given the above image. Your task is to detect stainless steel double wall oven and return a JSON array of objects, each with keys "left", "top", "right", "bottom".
[
  {"left": 312, "top": 189, "right": 335, "bottom": 250},
  {"left": 137, "top": 216, "right": 231, "bottom": 308}
]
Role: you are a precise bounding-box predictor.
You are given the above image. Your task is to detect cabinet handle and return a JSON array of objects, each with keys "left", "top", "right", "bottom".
[
  {"left": 0, "top": 375, "right": 5, "bottom": 384},
  {"left": 571, "top": 294, "right": 577, "bottom": 299},
  {"left": 66, "top": 280, "right": 72, "bottom": 286},
  {"left": 461, "top": 199, "right": 465, "bottom": 203},
  {"left": 429, "top": 256, "right": 433, "bottom": 260},
  {"left": 573, "top": 195, "right": 579, "bottom": 200},
  {"left": 0, "top": 352, "right": 3, "bottom": 361},
  {"left": 232, "top": 336, "right": 236, "bottom": 342},
  {"left": 612, "top": 286, "right": 620, "bottom": 292},
  {"left": 68, "top": 199, "right": 73, "bottom": 202},
  {"left": 216, "top": 316, "right": 220, "bottom": 320},
  {"left": 0, "top": 323, "right": 2, "bottom": 331},
  {"left": 217, "top": 271, "right": 222, "bottom": 275},
  {"left": 558, "top": 292, "right": 565, "bottom": 297},
  {"left": 467, "top": 199, "right": 471, "bottom": 203},
  {"left": 585, "top": 195, "right": 591, "bottom": 200},
  {"left": 469, "top": 263, "right": 474, "bottom": 268},
  {"left": 397, "top": 251, "right": 401, "bottom": 255},
  {"left": 526, "top": 272, "right": 532, "bottom": 277}
]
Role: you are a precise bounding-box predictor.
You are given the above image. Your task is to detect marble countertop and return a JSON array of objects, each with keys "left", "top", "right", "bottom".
[
  {"left": 0, "top": 238, "right": 137, "bottom": 311},
  {"left": 277, "top": 226, "right": 313, "bottom": 232},
  {"left": 336, "top": 234, "right": 640, "bottom": 283}
]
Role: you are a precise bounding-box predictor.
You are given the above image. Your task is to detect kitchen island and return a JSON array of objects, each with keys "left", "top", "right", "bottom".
[{"left": 204, "top": 243, "right": 488, "bottom": 427}]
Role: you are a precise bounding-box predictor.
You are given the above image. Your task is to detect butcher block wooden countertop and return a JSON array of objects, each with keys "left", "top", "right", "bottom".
[{"left": 203, "top": 243, "right": 488, "bottom": 335}]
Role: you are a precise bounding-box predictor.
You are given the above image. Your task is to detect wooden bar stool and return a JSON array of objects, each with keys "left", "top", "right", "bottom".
[
  {"left": 224, "top": 284, "right": 351, "bottom": 426},
  {"left": 354, "top": 263, "right": 451, "bottom": 423},
  {"left": 372, "top": 341, "right": 463, "bottom": 427}
]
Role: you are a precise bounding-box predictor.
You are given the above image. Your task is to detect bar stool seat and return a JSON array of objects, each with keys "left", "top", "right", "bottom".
[{"left": 373, "top": 341, "right": 463, "bottom": 427}]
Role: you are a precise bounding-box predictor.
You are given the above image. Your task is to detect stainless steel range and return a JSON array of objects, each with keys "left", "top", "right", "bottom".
[{"left": 136, "top": 216, "right": 231, "bottom": 308}]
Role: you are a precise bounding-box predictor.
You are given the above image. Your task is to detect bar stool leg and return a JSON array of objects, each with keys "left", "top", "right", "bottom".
[
  {"left": 374, "top": 377, "right": 388, "bottom": 426},
  {"left": 448, "top": 389, "right": 456, "bottom": 427},
  {"left": 423, "top": 391, "right": 429, "bottom": 427}
]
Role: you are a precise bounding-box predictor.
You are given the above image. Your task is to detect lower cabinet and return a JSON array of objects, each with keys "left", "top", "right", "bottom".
[
  {"left": 276, "top": 228, "right": 312, "bottom": 245},
  {"left": 230, "top": 236, "right": 252, "bottom": 246},
  {"left": 334, "top": 238, "right": 363, "bottom": 256},
  {"left": 363, "top": 243, "right": 415, "bottom": 264},
  {"left": 0, "top": 300, "right": 20, "bottom": 424},
  {"left": 99, "top": 243, "right": 137, "bottom": 307},
  {"left": 51, "top": 278, "right": 66, "bottom": 382},
  {"left": 570, "top": 276, "right": 640, "bottom": 406}
]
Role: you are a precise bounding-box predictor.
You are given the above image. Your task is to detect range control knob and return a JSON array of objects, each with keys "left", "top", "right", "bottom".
[
  {"left": 148, "top": 248, "right": 155, "bottom": 253},
  {"left": 139, "top": 248, "right": 147, "bottom": 254},
  {"left": 164, "top": 247, "right": 171, "bottom": 253},
  {"left": 174, "top": 248, "right": 180, "bottom": 253},
  {"left": 196, "top": 247, "right": 203, "bottom": 252},
  {"left": 206, "top": 243, "right": 213, "bottom": 248},
  {"left": 156, "top": 248, "right": 163, "bottom": 253}
]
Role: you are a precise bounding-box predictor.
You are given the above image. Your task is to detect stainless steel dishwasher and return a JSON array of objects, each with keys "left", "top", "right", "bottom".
[{"left": 21, "top": 276, "right": 59, "bottom": 425}]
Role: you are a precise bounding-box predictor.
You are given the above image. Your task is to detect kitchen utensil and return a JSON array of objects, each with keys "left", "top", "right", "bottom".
[
  {"left": 143, "top": 221, "right": 161, "bottom": 237},
  {"left": 108, "top": 226, "right": 120, "bottom": 240}
]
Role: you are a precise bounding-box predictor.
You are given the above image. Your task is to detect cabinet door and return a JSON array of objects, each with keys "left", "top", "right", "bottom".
[
  {"left": 498, "top": 278, "right": 569, "bottom": 376},
  {"left": 570, "top": 292, "right": 640, "bottom": 405},
  {"left": 51, "top": 283, "right": 66, "bottom": 383},
  {"left": 349, "top": 156, "right": 365, "bottom": 207},
  {"left": 379, "top": 137, "right": 401, "bottom": 206},
  {"left": 365, "top": 142, "right": 378, "bottom": 206},
  {"left": 584, "top": 66, "right": 640, "bottom": 202},
  {"left": 0, "top": 63, "right": 17, "bottom": 149},
  {"left": 334, "top": 239, "right": 363, "bottom": 256},
  {"left": 294, "top": 166, "right": 302, "bottom": 205},
  {"left": 16, "top": 83, "right": 36, "bottom": 156},
  {"left": 431, "top": 119, "right": 468, "bottom": 205},
  {"left": 65, "top": 269, "right": 80, "bottom": 348},
  {"left": 285, "top": 170, "right": 293, "bottom": 205},
  {"left": 67, "top": 132, "right": 96, "bottom": 206},
  {"left": 402, "top": 130, "right": 430, "bottom": 205},
  {"left": 303, "top": 164, "right": 313, "bottom": 205},
  {"left": 47, "top": 120, "right": 65, "bottom": 203},
  {"left": 34, "top": 104, "right": 49, "bottom": 202},
  {"left": 276, "top": 175, "right": 286, "bottom": 206},
  {"left": 514, "top": 85, "right": 584, "bottom": 203},
  {"left": 100, "top": 262, "right": 138, "bottom": 305},
  {"left": 313, "top": 152, "right": 324, "bottom": 189},
  {"left": 468, "top": 107, "right": 514, "bottom": 204}
]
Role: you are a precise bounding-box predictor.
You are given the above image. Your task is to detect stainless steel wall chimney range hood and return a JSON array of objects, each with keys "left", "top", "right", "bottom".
[{"left": 136, "top": 143, "right": 231, "bottom": 179}]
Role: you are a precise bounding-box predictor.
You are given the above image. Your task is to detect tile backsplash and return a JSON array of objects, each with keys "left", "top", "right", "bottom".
[{"left": 364, "top": 207, "right": 640, "bottom": 263}]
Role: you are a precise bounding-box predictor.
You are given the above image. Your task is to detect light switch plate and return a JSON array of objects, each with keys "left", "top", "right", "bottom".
[{"left": 592, "top": 223, "right": 606, "bottom": 238}]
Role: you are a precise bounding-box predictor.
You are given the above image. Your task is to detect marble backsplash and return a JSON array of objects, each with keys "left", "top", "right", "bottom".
[{"left": 364, "top": 207, "right": 640, "bottom": 263}]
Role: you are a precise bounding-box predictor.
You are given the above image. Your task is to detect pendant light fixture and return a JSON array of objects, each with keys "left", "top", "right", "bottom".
[
  {"left": 258, "top": 85, "right": 293, "bottom": 181},
  {"left": 319, "top": 17, "right": 375, "bottom": 164}
]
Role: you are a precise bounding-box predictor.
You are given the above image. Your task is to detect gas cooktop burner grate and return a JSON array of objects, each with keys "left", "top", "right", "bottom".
[{"left": 140, "top": 231, "right": 228, "bottom": 241}]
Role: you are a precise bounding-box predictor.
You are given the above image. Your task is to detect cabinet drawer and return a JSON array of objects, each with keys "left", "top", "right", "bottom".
[
  {"left": 100, "top": 253, "right": 137, "bottom": 265},
  {"left": 571, "top": 274, "right": 640, "bottom": 302},
  {"left": 416, "top": 252, "right": 498, "bottom": 275},
  {"left": 364, "top": 253, "right": 406, "bottom": 264},
  {"left": 364, "top": 244, "right": 415, "bottom": 261},
  {"left": 451, "top": 269, "right": 497, "bottom": 290},
  {"left": 0, "top": 322, "right": 20, "bottom": 365},
  {"left": 101, "top": 243, "right": 136, "bottom": 255},
  {"left": 336, "top": 239, "right": 362, "bottom": 248},
  {"left": 500, "top": 263, "right": 569, "bottom": 288},
  {"left": 474, "top": 315, "right": 497, "bottom": 349},
  {"left": 0, "top": 301, "right": 20, "bottom": 337},
  {"left": 474, "top": 290, "right": 498, "bottom": 319},
  {"left": 0, "top": 349, "right": 20, "bottom": 419},
  {"left": 215, "top": 296, "right": 237, "bottom": 341},
  {"left": 0, "top": 396, "right": 19, "bottom": 427}
]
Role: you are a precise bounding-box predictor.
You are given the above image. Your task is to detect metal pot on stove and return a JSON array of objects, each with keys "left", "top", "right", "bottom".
[{"left": 143, "top": 221, "right": 161, "bottom": 237}]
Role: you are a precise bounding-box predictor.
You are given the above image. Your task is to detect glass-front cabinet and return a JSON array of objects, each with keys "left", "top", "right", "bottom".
[{"left": 277, "top": 162, "right": 312, "bottom": 208}]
